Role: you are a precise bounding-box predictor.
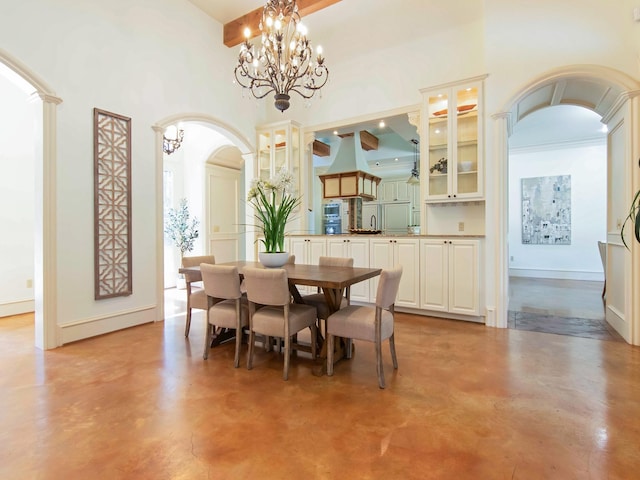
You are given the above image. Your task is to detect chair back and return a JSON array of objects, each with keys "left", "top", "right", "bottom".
[
  {"left": 375, "top": 265, "right": 403, "bottom": 309},
  {"left": 182, "top": 255, "right": 215, "bottom": 283},
  {"left": 319, "top": 256, "right": 354, "bottom": 268},
  {"left": 201, "top": 264, "right": 241, "bottom": 300},
  {"left": 243, "top": 267, "right": 291, "bottom": 306},
  {"left": 597, "top": 241, "right": 606, "bottom": 269},
  {"left": 287, "top": 254, "right": 296, "bottom": 264}
]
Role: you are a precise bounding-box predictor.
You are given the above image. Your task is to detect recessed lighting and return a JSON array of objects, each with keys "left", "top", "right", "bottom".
[
  {"left": 379, "top": 120, "right": 385, "bottom": 128},
  {"left": 600, "top": 125, "right": 608, "bottom": 133},
  {"left": 333, "top": 130, "right": 338, "bottom": 135},
  {"left": 435, "top": 129, "right": 440, "bottom": 134},
  {"left": 394, "top": 158, "right": 398, "bottom": 162},
  {"left": 375, "top": 162, "right": 380, "bottom": 166}
]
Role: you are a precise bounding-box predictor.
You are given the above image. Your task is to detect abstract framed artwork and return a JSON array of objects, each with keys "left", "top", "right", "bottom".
[
  {"left": 521, "top": 175, "right": 571, "bottom": 245},
  {"left": 93, "top": 108, "right": 132, "bottom": 299}
]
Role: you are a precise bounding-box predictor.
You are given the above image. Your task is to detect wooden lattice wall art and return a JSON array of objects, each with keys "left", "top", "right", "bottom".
[{"left": 93, "top": 108, "right": 132, "bottom": 299}]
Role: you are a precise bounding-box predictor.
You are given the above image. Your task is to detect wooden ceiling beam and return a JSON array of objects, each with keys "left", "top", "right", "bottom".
[
  {"left": 223, "top": 0, "right": 342, "bottom": 48},
  {"left": 337, "top": 131, "right": 379, "bottom": 151},
  {"left": 313, "top": 139, "right": 331, "bottom": 157}
]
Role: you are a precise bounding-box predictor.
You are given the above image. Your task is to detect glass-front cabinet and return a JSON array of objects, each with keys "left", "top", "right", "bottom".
[
  {"left": 421, "top": 76, "right": 486, "bottom": 202},
  {"left": 256, "top": 120, "right": 301, "bottom": 189}
]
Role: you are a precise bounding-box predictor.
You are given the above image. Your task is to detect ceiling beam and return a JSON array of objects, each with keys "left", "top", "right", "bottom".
[
  {"left": 223, "top": 0, "right": 342, "bottom": 48},
  {"left": 337, "top": 131, "right": 379, "bottom": 151},
  {"left": 313, "top": 139, "right": 331, "bottom": 157}
]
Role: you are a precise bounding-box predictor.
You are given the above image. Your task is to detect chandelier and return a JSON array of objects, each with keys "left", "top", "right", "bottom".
[
  {"left": 234, "top": 0, "right": 329, "bottom": 112},
  {"left": 163, "top": 125, "right": 184, "bottom": 155},
  {"left": 407, "top": 138, "right": 420, "bottom": 185}
]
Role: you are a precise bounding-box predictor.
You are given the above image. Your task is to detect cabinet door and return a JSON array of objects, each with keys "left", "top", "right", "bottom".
[
  {"left": 362, "top": 203, "right": 380, "bottom": 230},
  {"left": 326, "top": 238, "right": 346, "bottom": 258},
  {"left": 448, "top": 240, "right": 479, "bottom": 315},
  {"left": 380, "top": 182, "right": 396, "bottom": 202},
  {"left": 307, "top": 237, "right": 326, "bottom": 264},
  {"left": 395, "top": 181, "right": 411, "bottom": 202},
  {"left": 420, "top": 240, "right": 448, "bottom": 312},
  {"left": 369, "top": 239, "right": 395, "bottom": 302},
  {"left": 394, "top": 238, "right": 420, "bottom": 308},
  {"left": 382, "top": 203, "right": 410, "bottom": 234},
  {"left": 453, "top": 85, "right": 480, "bottom": 199},
  {"left": 289, "top": 237, "right": 307, "bottom": 264},
  {"left": 347, "top": 238, "right": 370, "bottom": 302}
]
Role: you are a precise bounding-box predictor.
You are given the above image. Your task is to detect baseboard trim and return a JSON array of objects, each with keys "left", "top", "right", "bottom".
[
  {"left": 0, "top": 299, "right": 35, "bottom": 318},
  {"left": 606, "top": 304, "right": 628, "bottom": 343},
  {"left": 509, "top": 268, "right": 603, "bottom": 281},
  {"left": 59, "top": 304, "right": 158, "bottom": 345}
]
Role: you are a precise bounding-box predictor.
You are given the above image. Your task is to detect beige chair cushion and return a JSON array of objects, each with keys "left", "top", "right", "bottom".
[
  {"left": 251, "top": 304, "right": 317, "bottom": 338},
  {"left": 208, "top": 298, "right": 249, "bottom": 329},
  {"left": 327, "top": 305, "right": 394, "bottom": 342},
  {"left": 189, "top": 289, "right": 208, "bottom": 310}
]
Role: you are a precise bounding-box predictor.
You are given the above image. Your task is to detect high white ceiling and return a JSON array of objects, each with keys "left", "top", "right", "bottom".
[{"left": 187, "top": 1, "right": 613, "bottom": 177}]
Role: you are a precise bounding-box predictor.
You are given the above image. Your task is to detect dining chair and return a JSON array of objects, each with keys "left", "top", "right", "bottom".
[
  {"left": 326, "top": 265, "right": 403, "bottom": 389},
  {"left": 597, "top": 241, "right": 606, "bottom": 299},
  {"left": 181, "top": 255, "right": 215, "bottom": 338},
  {"left": 243, "top": 266, "right": 317, "bottom": 380},
  {"left": 301, "top": 256, "right": 353, "bottom": 335},
  {"left": 200, "top": 264, "right": 248, "bottom": 367}
]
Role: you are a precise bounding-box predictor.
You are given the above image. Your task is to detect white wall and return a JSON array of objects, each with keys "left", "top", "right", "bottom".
[
  {"left": 508, "top": 141, "right": 607, "bottom": 280},
  {"left": 0, "top": 72, "right": 35, "bottom": 316}
]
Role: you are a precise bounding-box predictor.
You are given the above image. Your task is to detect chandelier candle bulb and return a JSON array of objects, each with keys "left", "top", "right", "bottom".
[{"left": 234, "top": 0, "right": 329, "bottom": 112}]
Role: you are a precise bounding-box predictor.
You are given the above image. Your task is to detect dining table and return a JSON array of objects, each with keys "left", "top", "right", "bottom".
[{"left": 179, "top": 260, "right": 382, "bottom": 373}]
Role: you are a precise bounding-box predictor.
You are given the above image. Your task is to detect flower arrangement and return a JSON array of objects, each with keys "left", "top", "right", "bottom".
[
  {"left": 429, "top": 157, "right": 448, "bottom": 174},
  {"left": 248, "top": 168, "right": 300, "bottom": 253},
  {"left": 164, "top": 198, "right": 199, "bottom": 260}
]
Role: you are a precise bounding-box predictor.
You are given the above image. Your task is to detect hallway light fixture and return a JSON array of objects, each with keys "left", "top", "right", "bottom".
[
  {"left": 233, "top": 0, "right": 329, "bottom": 112},
  {"left": 163, "top": 125, "right": 184, "bottom": 155},
  {"left": 407, "top": 138, "right": 420, "bottom": 185}
]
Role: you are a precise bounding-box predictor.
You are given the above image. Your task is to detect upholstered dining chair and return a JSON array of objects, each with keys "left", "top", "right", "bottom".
[
  {"left": 326, "top": 265, "right": 403, "bottom": 389},
  {"left": 243, "top": 266, "right": 317, "bottom": 380},
  {"left": 200, "top": 264, "right": 248, "bottom": 367},
  {"left": 301, "top": 256, "right": 353, "bottom": 334},
  {"left": 181, "top": 255, "right": 215, "bottom": 337}
]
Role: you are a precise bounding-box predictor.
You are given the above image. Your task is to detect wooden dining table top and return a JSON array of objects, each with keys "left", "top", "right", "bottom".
[{"left": 179, "top": 260, "right": 382, "bottom": 290}]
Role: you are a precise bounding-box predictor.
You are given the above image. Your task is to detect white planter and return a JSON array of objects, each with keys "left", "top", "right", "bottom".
[{"left": 258, "top": 252, "right": 290, "bottom": 268}]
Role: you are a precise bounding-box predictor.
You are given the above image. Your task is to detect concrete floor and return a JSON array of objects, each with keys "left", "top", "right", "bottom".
[{"left": 2, "top": 299, "right": 640, "bottom": 479}]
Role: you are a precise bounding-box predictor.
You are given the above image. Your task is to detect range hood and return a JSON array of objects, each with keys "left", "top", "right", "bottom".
[{"left": 318, "top": 131, "right": 381, "bottom": 200}]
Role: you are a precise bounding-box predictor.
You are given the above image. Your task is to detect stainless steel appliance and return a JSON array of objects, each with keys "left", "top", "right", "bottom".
[{"left": 323, "top": 202, "right": 342, "bottom": 234}]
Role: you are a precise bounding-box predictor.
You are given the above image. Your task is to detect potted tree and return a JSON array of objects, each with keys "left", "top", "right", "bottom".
[{"left": 164, "top": 198, "right": 199, "bottom": 287}]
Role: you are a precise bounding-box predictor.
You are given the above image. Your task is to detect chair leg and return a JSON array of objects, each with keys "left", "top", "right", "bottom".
[
  {"left": 311, "top": 324, "right": 317, "bottom": 359},
  {"left": 283, "top": 335, "right": 291, "bottom": 381},
  {"left": 247, "top": 329, "right": 255, "bottom": 370},
  {"left": 203, "top": 322, "right": 212, "bottom": 360},
  {"left": 233, "top": 326, "right": 242, "bottom": 368},
  {"left": 327, "top": 334, "right": 335, "bottom": 376},
  {"left": 602, "top": 280, "right": 606, "bottom": 299},
  {"left": 389, "top": 333, "right": 398, "bottom": 369},
  {"left": 184, "top": 308, "right": 192, "bottom": 337},
  {"left": 376, "top": 339, "right": 385, "bottom": 389},
  {"left": 345, "top": 338, "right": 353, "bottom": 359}
]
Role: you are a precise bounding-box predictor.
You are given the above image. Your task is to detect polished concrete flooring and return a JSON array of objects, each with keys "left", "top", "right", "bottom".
[
  {"left": 2, "top": 294, "right": 640, "bottom": 479},
  {"left": 508, "top": 277, "right": 623, "bottom": 341}
]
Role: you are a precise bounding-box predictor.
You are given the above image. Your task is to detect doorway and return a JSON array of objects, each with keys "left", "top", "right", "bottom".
[
  {"left": 493, "top": 64, "right": 640, "bottom": 344},
  {"left": 506, "top": 104, "right": 616, "bottom": 340}
]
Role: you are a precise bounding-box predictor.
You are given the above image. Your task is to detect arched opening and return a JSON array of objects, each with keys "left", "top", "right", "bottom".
[
  {"left": 152, "top": 114, "right": 254, "bottom": 324},
  {"left": 492, "top": 65, "right": 640, "bottom": 344},
  {"left": 0, "top": 50, "right": 62, "bottom": 350}
]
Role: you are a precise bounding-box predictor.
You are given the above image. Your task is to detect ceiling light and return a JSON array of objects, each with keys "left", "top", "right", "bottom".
[
  {"left": 600, "top": 125, "right": 608, "bottom": 133},
  {"left": 163, "top": 125, "right": 184, "bottom": 155},
  {"left": 379, "top": 120, "right": 385, "bottom": 128},
  {"left": 407, "top": 138, "right": 420, "bottom": 185},
  {"left": 333, "top": 130, "right": 338, "bottom": 135},
  {"left": 233, "top": 0, "right": 329, "bottom": 112}
]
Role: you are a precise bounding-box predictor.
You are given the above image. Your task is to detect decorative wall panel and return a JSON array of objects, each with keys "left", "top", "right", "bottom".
[{"left": 94, "top": 108, "right": 132, "bottom": 299}]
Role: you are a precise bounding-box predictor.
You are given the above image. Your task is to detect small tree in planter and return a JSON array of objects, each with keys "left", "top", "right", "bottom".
[
  {"left": 164, "top": 198, "right": 199, "bottom": 265},
  {"left": 621, "top": 189, "right": 640, "bottom": 250}
]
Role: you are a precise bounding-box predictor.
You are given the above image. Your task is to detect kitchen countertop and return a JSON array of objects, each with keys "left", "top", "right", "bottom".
[{"left": 289, "top": 233, "right": 486, "bottom": 238}]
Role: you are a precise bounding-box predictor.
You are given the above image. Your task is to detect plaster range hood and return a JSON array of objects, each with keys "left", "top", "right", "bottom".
[{"left": 318, "top": 131, "right": 381, "bottom": 200}]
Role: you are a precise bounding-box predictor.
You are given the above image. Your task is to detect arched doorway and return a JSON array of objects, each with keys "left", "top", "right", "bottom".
[
  {"left": 152, "top": 114, "right": 254, "bottom": 321},
  {"left": 491, "top": 65, "right": 640, "bottom": 344},
  {"left": 0, "top": 49, "right": 62, "bottom": 350}
]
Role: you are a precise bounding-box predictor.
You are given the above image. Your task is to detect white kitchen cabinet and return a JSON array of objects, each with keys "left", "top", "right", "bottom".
[
  {"left": 382, "top": 203, "right": 411, "bottom": 234},
  {"left": 369, "top": 237, "right": 420, "bottom": 308},
  {"left": 290, "top": 236, "right": 326, "bottom": 294},
  {"left": 420, "top": 238, "right": 479, "bottom": 315},
  {"left": 326, "top": 237, "right": 370, "bottom": 302},
  {"left": 379, "top": 179, "right": 411, "bottom": 203},
  {"left": 421, "top": 76, "right": 486, "bottom": 202},
  {"left": 362, "top": 203, "right": 380, "bottom": 231}
]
